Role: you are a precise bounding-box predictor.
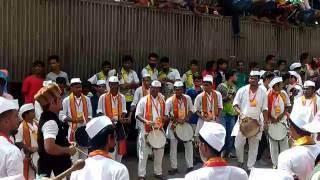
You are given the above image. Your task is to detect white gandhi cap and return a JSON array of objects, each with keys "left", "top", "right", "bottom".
[
  {"left": 96, "top": 80, "right": 106, "bottom": 86},
  {"left": 0, "top": 97, "right": 19, "bottom": 114},
  {"left": 269, "top": 77, "right": 282, "bottom": 88},
  {"left": 199, "top": 122, "right": 226, "bottom": 151},
  {"left": 108, "top": 76, "right": 119, "bottom": 83},
  {"left": 151, "top": 80, "right": 161, "bottom": 87},
  {"left": 19, "top": 103, "right": 34, "bottom": 118},
  {"left": 174, "top": 81, "right": 184, "bottom": 88},
  {"left": 289, "top": 62, "right": 302, "bottom": 70},
  {"left": 85, "top": 116, "right": 113, "bottom": 139},
  {"left": 70, "top": 78, "right": 82, "bottom": 85},
  {"left": 203, "top": 75, "right": 213, "bottom": 84},
  {"left": 250, "top": 71, "right": 261, "bottom": 76},
  {"left": 142, "top": 73, "right": 151, "bottom": 78},
  {"left": 303, "top": 80, "right": 315, "bottom": 88}
]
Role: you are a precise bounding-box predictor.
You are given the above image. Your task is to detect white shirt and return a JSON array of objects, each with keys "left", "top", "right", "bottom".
[
  {"left": 267, "top": 90, "right": 291, "bottom": 121},
  {"left": 291, "top": 95, "right": 320, "bottom": 123},
  {"left": 184, "top": 166, "right": 248, "bottom": 180},
  {"left": 88, "top": 69, "right": 117, "bottom": 91},
  {"left": 232, "top": 85, "right": 268, "bottom": 137},
  {"left": 0, "top": 136, "right": 23, "bottom": 178},
  {"left": 119, "top": 69, "right": 140, "bottom": 102},
  {"left": 70, "top": 155, "right": 129, "bottom": 180},
  {"left": 34, "top": 101, "right": 43, "bottom": 121},
  {"left": 97, "top": 93, "right": 127, "bottom": 119},
  {"left": 131, "top": 86, "right": 149, "bottom": 107},
  {"left": 141, "top": 66, "right": 158, "bottom": 81},
  {"left": 165, "top": 94, "right": 195, "bottom": 116},
  {"left": 159, "top": 68, "right": 181, "bottom": 82},
  {"left": 165, "top": 94, "right": 195, "bottom": 139},
  {"left": 41, "top": 120, "right": 59, "bottom": 140},
  {"left": 135, "top": 95, "right": 165, "bottom": 132},
  {"left": 46, "top": 71, "right": 69, "bottom": 85},
  {"left": 61, "top": 95, "right": 92, "bottom": 140},
  {"left": 194, "top": 91, "right": 223, "bottom": 119},
  {"left": 15, "top": 122, "right": 38, "bottom": 158},
  {"left": 278, "top": 144, "right": 320, "bottom": 180}
]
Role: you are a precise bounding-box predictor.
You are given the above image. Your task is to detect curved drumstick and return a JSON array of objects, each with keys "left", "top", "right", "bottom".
[
  {"left": 74, "top": 146, "right": 89, "bottom": 157},
  {"left": 52, "top": 159, "right": 85, "bottom": 180}
]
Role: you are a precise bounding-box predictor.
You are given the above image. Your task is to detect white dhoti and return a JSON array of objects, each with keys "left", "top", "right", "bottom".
[{"left": 138, "top": 131, "right": 164, "bottom": 177}]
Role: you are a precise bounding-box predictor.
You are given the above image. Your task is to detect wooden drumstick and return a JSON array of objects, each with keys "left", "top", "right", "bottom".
[
  {"left": 74, "top": 146, "right": 89, "bottom": 157},
  {"left": 52, "top": 159, "right": 85, "bottom": 180}
]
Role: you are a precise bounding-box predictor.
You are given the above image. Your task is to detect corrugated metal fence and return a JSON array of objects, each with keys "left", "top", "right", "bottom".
[{"left": 1, "top": 0, "right": 320, "bottom": 81}]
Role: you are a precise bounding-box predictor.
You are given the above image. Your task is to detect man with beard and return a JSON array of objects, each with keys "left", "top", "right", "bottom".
[
  {"left": 184, "top": 122, "right": 248, "bottom": 180},
  {"left": 141, "top": 53, "right": 159, "bottom": 81},
  {"left": 232, "top": 71, "right": 268, "bottom": 171},
  {"left": 88, "top": 60, "right": 117, "bottom": 92},
  {"left": 70, "top": 116, "right": 129, "bottom": 180},
  {"left": 0, "top": 97, "right": 22, "bottom": 178}
]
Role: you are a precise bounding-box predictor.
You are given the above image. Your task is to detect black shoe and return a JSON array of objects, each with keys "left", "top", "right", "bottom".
[
  {"left": 168, "top": 168, "right": 179, "bottom": 175},
  {"left": 186, "top": 167, "right": 194, "bottom": 173},
  {"left": 154, "top": 174, "right": 164, "bottom": 179}
]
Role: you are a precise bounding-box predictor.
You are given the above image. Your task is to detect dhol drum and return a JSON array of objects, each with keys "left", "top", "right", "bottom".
[
  {"left": 75, "top": 126, "right": 90, "bottom": 148},
  {"left": 239, "top": 116, "right": 260, "bottom": 138},
  {"left": 174, "top": 122, "right": 194, "bottom": 142},
  {"left": 146, "top": 129, "right": 167, "bottom": 149},
  {"left": 268, "top": 122, "right": 288, "bottom": 141}
]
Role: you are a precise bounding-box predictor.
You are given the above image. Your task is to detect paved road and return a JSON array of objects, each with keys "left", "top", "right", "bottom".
[{"left": 122, "top": 144, "right": 273, "bottom": 180}]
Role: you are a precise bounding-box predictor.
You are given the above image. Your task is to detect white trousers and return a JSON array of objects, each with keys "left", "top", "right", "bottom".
[
  {"left": 269, "top": 137, "right": 289, "bottom": 167},
  {"left": 138, "top": 132, "right": 164, "bottom": 177},
  {"left": 169, "top": 138, "right": 193, "bottom": 169},
  {"left": 235, "top": 134, "right": 260, "bottom": 169}
]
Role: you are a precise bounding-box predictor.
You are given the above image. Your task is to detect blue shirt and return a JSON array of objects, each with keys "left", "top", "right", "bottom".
[{"left": 186, "top": 88, "right": 202, "bottom": 124}]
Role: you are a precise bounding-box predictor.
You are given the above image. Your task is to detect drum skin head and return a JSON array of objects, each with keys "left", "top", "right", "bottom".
[
  {"left": 240, "top": 117, "right": 260, "bottom": 138},
  {"left": 147, "top": 130, "right": 166, "bottom": 149},
  {"left": 174, "top": 123, "right": 194, "bottom": 142},
  {"left": 268, "top": 122, "right": 287, "bottom": 141}
]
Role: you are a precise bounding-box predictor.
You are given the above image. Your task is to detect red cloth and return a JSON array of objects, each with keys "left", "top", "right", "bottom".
[{"left": 22, "top": 75, "right": 44, "bottom": 103}]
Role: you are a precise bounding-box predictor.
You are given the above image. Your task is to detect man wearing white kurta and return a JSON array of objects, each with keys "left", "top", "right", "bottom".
[
  {"left": 60, "top": 78, "right": 92, "bottom": 161},
  {"left": 278, "top": 109, "right": 320, "bottom": 180},
  {"left": 97, "top": 76, "right": 127, "bottom": 162},
  {"left": 194, "top": 75, "right": 223, "bottom": 137},
  {"left": 291, "top": 81, "right": 320, "bottom": 124},
  {"left": 184, "top": 122, "right": 248, "bottom": 180},
  {"left": 165, "top": 81, "right": 195, "bottom": 175},
  {"left": 267, "top": 77, "right": 290, "bottom": 168},
  {"left": 232, "top": 71, "right": 268, "bottom": 170},
  {"left": 131, "top": 73, "right": 151, "bottom": 156},
  {"left": 70, "top": 116, "right": 129, "bottom": 180},
  {"left": 136, "top": 80, "right": 166, "bottom": 179},
  {"left": 249, "top": 168, "right": 294, "bottom": 180},
  {"left": 15, "top": 104, "right": 38, "bottom": 180},
  {"left": 0, "top": 98, "right": 23, "bottom": 178}
]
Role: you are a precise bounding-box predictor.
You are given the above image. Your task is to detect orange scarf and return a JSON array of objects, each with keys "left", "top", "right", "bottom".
[
  {"left": 172, "top": 95, "right": 188, "bottom": 119},
  {"left": 202, "top": 91, "right": 218, "bottom": 117},
  {"left": 301, "top": 95, "right": 317, "bottom": 114},
  {"left": 104, "top": 93, "right": 123, "bottom": 119},
  {"left": 69, "top": 93, "right": 89, "bottom": 141},
  {"left": 294, "top": 136, "right": 315, "bottom": 146},
  {"left": 268, "top": 90, "right": 287, "bottom": 117},
  {"left": 89, "top": 149, "right": 112, "bottom": 159},
  {"left": 22, "top": 121, "right": 32, "bottom": 179},
  {"left": 144, "top": 94, "right": 165, "bottom": 132},
  {"left": 203, "top": 157, "right": 227, "bottom": 167}
]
